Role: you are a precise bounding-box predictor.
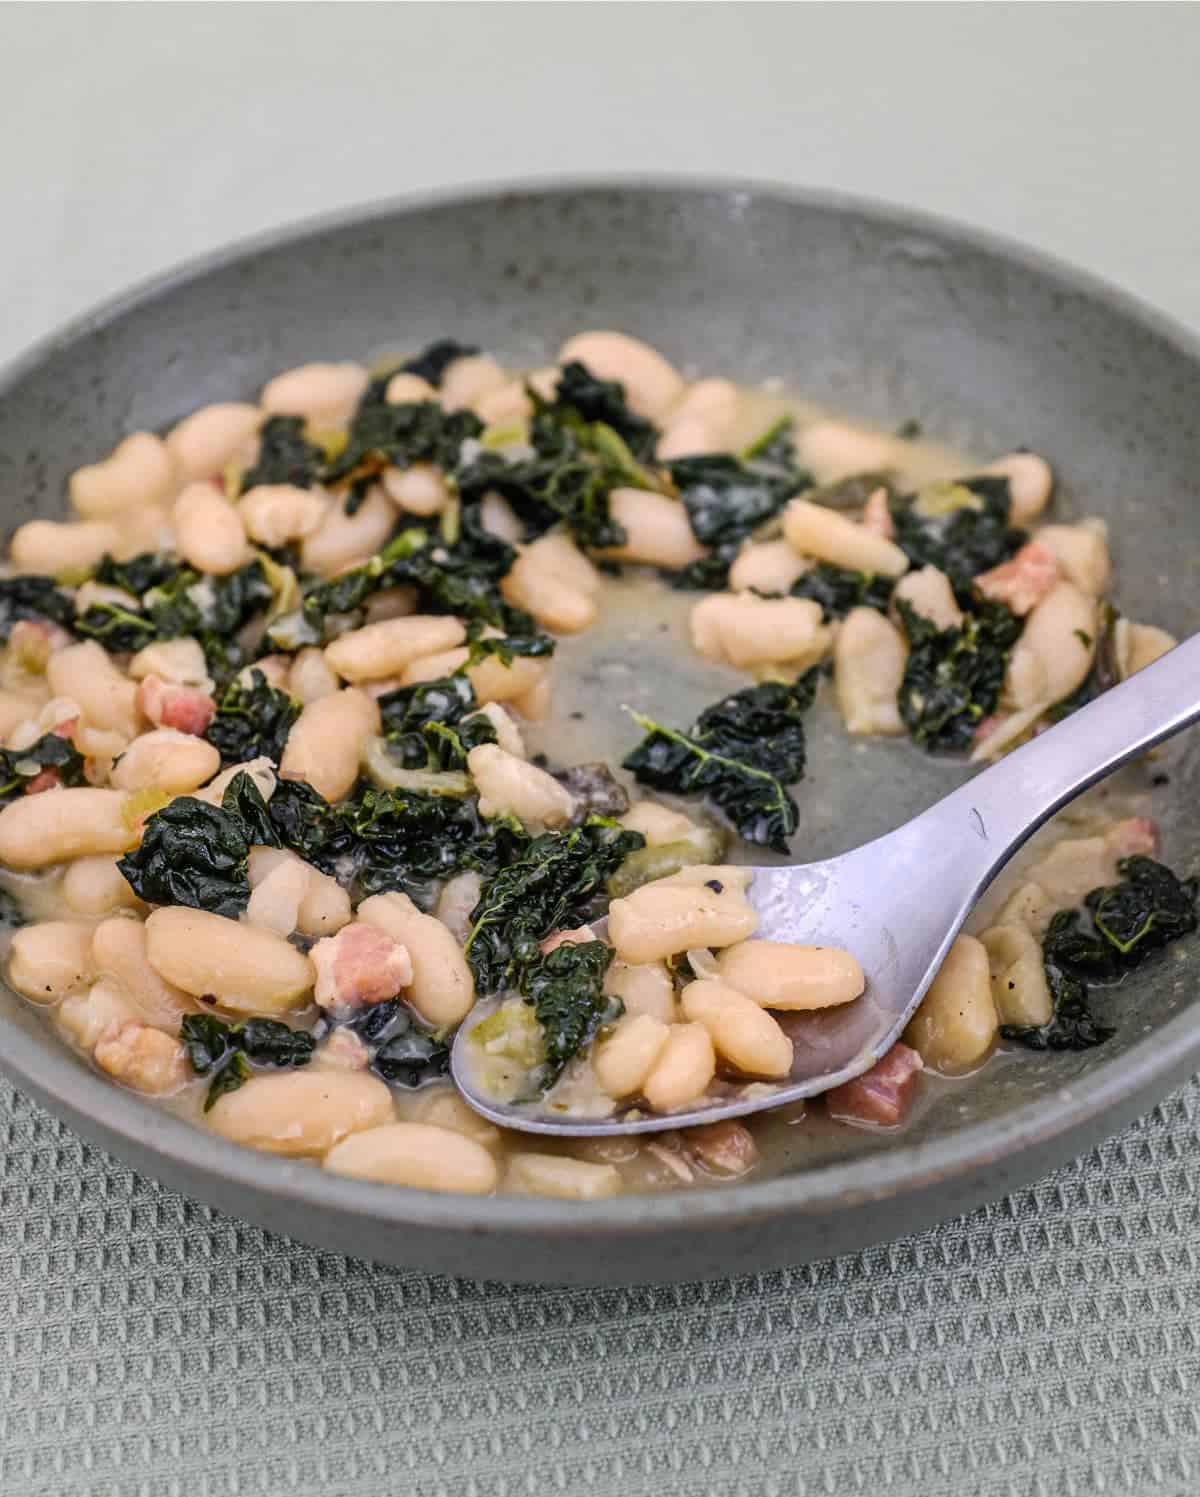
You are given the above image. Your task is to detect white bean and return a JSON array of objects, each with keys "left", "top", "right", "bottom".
[
  {"left": 238, "top": 483, "right": 330, "bottom": 547},
  {"left": 128, "top": 637, "right": 211, "bottom": 688},
  {"left": 244, "top": 854, "right": 311, "bottom": 938},
  {"left": 7, "top": 921, "right": 96, "bottom": 1003},
  {"left": 301, "top": 486, "right": 395, "bottom": 577},
  {"left": 10, "top": 519, "right": 120, "bottom": 578},
  {"left": 978, "top": 452, "right": 1054, "bottom": 525},
  {"left": 691, "top": 592, "right": 831, "bottom": 672},
  {"left": 782, "top": 498, "right": 910, "bottom": 577},
  {"left": 1033, "top": 520, "right": 1111, "bottom": 596},
  {"left": 323, "top": 1122, "right": 497, "bottom": 1193},
  {"left": 890, "top": 566, "right": 962, "bottom": 630},
  {"left": 110, "top": 729, "right": 220, "bottom": 794},
  {"left": 506, "top": 1152, "right": 622, "bottom": 1200},
  {"left": 166, "top": 403, "right": 261, "bottom": 482},
  {"left": 479, "top": 491, "right": 524, "bottom": 545},
  {"left": 592, "top": 1014, "right": 672, "bottom": 1099},
  {"left": 364, "top": 586, "right": 419, "bottom": 625},
  {"left": 61, "top": 855, "right": 143, "bottom": 917},
  {"left": 0, "top": 787, "right": 135, "bottom": 868},
  {"left": 728, "top": 540, "right": 811, "bottom": 595},
  {"left": 680, "top": 979, "right": 793, "bottom": 1078},
  {"left": 279, "top": 687, "right": 380, "bottom": 802},
  {"left": 467, "top": 743, "right": 576, "bottom": 827},
  {"left": 620, "top": 801, "right": 701, "bottom": 848},
  {"left": 110, "top": 501, "right": 175, "bottom": 560},
  {"left": 473, "top": 379, "right": 532, "bottom": 427},
  {"left": 600, "top": 488, "right": 708, "bottom": 568},
  {"left": 173, "top": 482, "right": 251, "bottom": 575},
  {"left": 47, "top": 641, "right": 140, "bottom": 745},
  {"left": 383, "top": 370, "right": 437, "bottom": 404},
  {"left": 324, "top": 616, "right": 465, "bottom": 684},
  {"left": 381, "top": 463, "right": 451, "bottom": 516},
  {"left": 715, "top": 939, "right": 865, "bottom": 1010},
  {"left": 469, "top": 702, "right": 526, "bottom": 758},
  {"left": 356, "top": 891, "right": 475, "bottom": 1026},
  {"left": 798, "top": 419, "right": 909, "bottom": 483},
  {"left": 501, "top": 533, "right": 600, "bottom": 634},
  {"left": 144, "top": 906, "right": 314, "bottom": 1013},
  {"left": 903, "top": 934, "right": 997, "bottom": 1074},
  {"left": 208, "top": 1070, "right": 393, "bottom": 1156},
  {"left": 834, "top": 606, "right": 907, "bottom": 736},
  {"left": 288, "top": 647, "right": 340, "bottom": 703},
  {"left": 994, "top": 880, "right": 1056, "bottom": 938},
  {"left": 557, "top": 332, "right": 684, "bottom": 420},
  {"left": 1004, "top": 581, "right": 1097, "bottom": 709},
  {"left": 260, "top": 361, "right": 368, "bottom": 427},
  {"left": 438, "top": 354, "right": 509, "bottom": 413},
  {"left": 69, "top": 432, "right": 176, "bottom": 519},
  {"left": 657, "top": 378, "right": 740, "bottom": 459},
  {"left": 603, "top": 957, "right": 678, "bottom": 1023},
  {"left": 979, "top": 924, "right": 1053, "bottom": 1027},
  {"left": 405, "top": 1087, "right": 501, "bottom": 1149},
  {"left": 399, "top": 647, "right": 548, "bottom": 709},
  {"left": 247, "top": 847, "right": 351, "bottom": 938},
  {"left": 1114, "top": 619, "right": 1176, "bottom": 680},
  {"left": 608, "top": 879, "right": 757, "bottom": 964},
  {"left": 92, "top": 915, "right": 194, "bottom": 1028},
  {"left": 641, "top": 1023, "right": 716, "bottom": 1112}
]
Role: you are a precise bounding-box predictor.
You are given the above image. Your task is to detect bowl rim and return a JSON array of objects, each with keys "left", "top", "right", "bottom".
[{"left": 3, "top": 172, "right": 1200, "bottom": 1240}]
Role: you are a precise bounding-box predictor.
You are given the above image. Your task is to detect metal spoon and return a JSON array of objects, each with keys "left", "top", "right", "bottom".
[{"left": 452, "top": 634, "right": 1200, "bottom": 1137}]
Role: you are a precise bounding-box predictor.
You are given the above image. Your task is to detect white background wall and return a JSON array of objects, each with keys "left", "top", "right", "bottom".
[{"left": 1, "top": 2, "right": 1197, "bottom": 364}]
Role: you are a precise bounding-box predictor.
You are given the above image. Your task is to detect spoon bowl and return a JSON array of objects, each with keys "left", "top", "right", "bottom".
[{"left": 453, "top": 632, "right": 1200, "bottom": 1137}]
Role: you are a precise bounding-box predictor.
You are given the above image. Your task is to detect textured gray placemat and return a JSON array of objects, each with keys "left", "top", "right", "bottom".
[{"left": 2, "top": 1073, "right": 1197, "bottom": 1497}]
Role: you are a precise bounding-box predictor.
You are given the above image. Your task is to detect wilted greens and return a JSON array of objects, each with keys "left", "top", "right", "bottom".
[
  {"left": 1004, "top": 857, "right": 1199, "bottom": 1051},
  {"left": 205, "top": 668, "right": 300, "bottom": 766},
  {"left": 340, "top": 997, "right": 451, "bottom": 1088},
  {"left": 180, "top": 1013, "right": 316, "bottom": 1110},
  {"left": 238, "top": 414, "right": 324, "bottom": 492},
  {"left": 0, "top": 732, "right": 86, "bottom": 804},
  {"left": 623, "top": 671, "right": 817, "bottom": 852},
  {"left": 890, "top": 476, "right": 1024, "bottom": 595},
  {"left": 523, "top": 939, "right": 619, "bottom": 1090},
  {"left": 896, "top": 597, "right": 1022, "bottom": 753},
  {"left": 790, "top": 562, "right": 895, "bottom": 618},
  {"left": 465, "top": 819, "right": 644, "bottom": 993}
]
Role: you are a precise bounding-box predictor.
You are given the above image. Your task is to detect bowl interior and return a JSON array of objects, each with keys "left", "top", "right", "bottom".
[{"left": 2, "top": 181, "right": 1200, "bottom": 1203}]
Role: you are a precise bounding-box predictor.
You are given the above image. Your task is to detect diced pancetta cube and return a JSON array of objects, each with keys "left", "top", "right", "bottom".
[
  {"left": 311, "top": 922, "right": 413, "bottom": 1011},
  {"left": 137, "top": 675, "right": 216, "bottom": 735},
  {"left": 974, "top": 541, "right": 1060, "bottom": 616},
  {"left": 826, "top": 1042, "right": 923, "bottom": 1127}
]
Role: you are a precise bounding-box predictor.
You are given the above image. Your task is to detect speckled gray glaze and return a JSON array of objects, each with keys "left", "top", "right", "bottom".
[{"left": 1, "top": 181, "right": 1199, "bottom": 1284}]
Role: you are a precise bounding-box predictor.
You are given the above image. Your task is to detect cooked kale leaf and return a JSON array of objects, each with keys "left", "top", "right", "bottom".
[
  {"left": 522, "top": 939, "right": 619, "bottom": 1090},
  {"left": 117, "top": 770, "right": 276, "bottom": 917},
  {"left": 376, "top": 674, "right": 500, "bottom": 772},
  {"left": 664, "top": 442, "right": 811, "bottom": 591},
  {"left": 456, "top": 403, "right": 634, "bottom": 551},
  {"left": 239, "top": 415, "right": 324, "bottom": 492},
  {"left": 73, "top": 600, "right": 158, "bottom": 652},
  {"left": 206, "top": 668, "right": 300, "bottom": 765},
  {"left": 0, "top": 732, "right": 86, "bottom": 804},
  {"left": 1086, "top": 856, "right": 1199, "bottom": 958},
  {"left": 323, "top": 401, "right": 482, "bottom": 485},
  {"left": 550, "top": 360, "right": 659, "bottom": 463},
  {"left": 400, "top": 339, "right": 479, "bottom": 387},
  {"left": 94, "top": 552, "right": 181, "bottom": 596},
  {"left": 341, "top": 998, "right": 451, "bottom": 1087},
  {"left": 790, "top": 562, "right": 895, "bottom": 618},
  {"left": 465, "top": 819, "right": 644, "bottom": 993},
  {"left": 1004, "top": 858, "right": 1199, "bottom": 1052},
  {"left": 896, "top": 597, "right": 1022, "bottom": 753},
  {"left": 340, "top": 785, "right": 527, "bottom": 905},
  {"left": 623, "top": 672, "right": 817, "bottom": 852},
  {"left": 0, "top": 576, "right": 76, "bottom": 638},
  {"left": 890, "top": 476, "right": 1024, "bottom": 595},
  {"left": 180, "top": 1013, "right": 315, "bottom": 1110},
  {"left": 118, "top": 796, "right": 251, "bottom": 917}
]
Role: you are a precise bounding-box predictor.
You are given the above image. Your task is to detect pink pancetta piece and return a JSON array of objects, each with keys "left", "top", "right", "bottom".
[
  {"left": 312, "top": 922, "right": 413, "bottom": 1011},
  {"left": 974, "top": 540, "right": 1060, "bottom": 616},
  {"left": 23, "top": 768, "right": 61, "bottom": 795},
  {"left": 861, "top": 486, "right": 895, "bottom": 539},
  {"left": 825, "top": 1042, "right": 923, "bottom": 1127},
  {"left": 137, "top": 675, "right": 216, "bottom": 736},
  {"left": 1106, "top": 816, "right": 1159, "bottom": 860}
]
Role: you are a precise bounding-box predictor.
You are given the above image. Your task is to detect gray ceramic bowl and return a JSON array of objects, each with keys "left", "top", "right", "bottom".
[{"left": 1, "top": 181, "right": 1199, "bottom": 1284}]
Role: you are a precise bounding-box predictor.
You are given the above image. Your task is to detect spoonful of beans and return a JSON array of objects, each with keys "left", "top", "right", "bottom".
[{"left": 452, "top": 635, "right": 1200, "bottom": 1137}]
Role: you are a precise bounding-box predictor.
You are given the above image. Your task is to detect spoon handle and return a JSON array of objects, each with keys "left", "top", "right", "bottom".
[{"left": 911, "top": 632, "right": 1200, "bottom": 893}]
